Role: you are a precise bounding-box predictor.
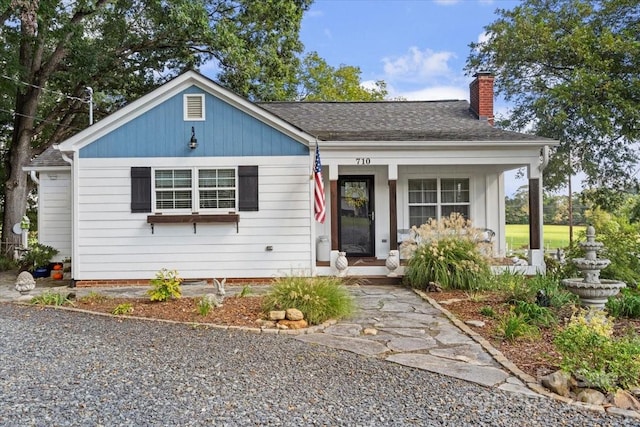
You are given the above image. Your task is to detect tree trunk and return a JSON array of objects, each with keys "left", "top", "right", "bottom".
[{"left": 2, "top": 88, "right": 38, "bottom": 256}]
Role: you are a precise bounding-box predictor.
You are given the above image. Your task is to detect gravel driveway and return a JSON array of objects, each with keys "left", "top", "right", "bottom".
[{"left": 0, "top": 304, "right": 634, "bottom": 426}]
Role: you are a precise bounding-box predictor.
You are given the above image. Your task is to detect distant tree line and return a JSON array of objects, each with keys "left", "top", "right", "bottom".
[{"left": 506, "top": 185, "right": 588, "bottom": 225}]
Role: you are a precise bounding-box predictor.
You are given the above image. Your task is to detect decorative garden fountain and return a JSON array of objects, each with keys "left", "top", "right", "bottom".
[{"left": 562, "top": 226, "right": 625, "bottom": 309}]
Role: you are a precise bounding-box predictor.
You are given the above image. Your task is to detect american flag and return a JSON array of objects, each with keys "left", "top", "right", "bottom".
[{"left": 314, "top": 144, "right": 326, "bottom": 223}]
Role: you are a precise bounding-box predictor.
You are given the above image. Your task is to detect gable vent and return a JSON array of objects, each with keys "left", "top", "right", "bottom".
[{"left": 184, "top": 94, "right": 205, "bottom": 120}]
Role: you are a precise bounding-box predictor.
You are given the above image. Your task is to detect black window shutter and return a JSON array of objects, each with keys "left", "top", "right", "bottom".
[
  {"left": 131, "top": 167, "right": 152, "bottom": 213},
  {"left": 238, "top": 166, "right": 258, "bottom": 211}
]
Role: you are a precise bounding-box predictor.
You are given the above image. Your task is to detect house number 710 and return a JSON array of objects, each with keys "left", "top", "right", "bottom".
[{"left": 356, "top": 158, "right": 371, "bottom": 165}]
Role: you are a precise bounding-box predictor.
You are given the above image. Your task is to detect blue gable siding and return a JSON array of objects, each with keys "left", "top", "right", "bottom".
[{"left": 80, "top": 86, "right": 308, "bottom": 158}]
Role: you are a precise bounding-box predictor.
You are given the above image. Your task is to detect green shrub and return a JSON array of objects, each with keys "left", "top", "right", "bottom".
[
  {"left": 405, "top": 237, "right": 491, "bottom": 291},
  {"left": 19, "top": 243, "right": 59, "bottom": 271},
  {"left": 491, "top": 270, "right": 532, "bottom": 303},
  {"left": 606, "top": 288, "right": 640, "bottom": 319},
  {"left": 239, "top": 285, "right": 252, "bottom": 297},
  {"left": 147, "top": 269, "right": 182, "bottom": 302},
  {"left": 0, "top": 255, "right": 17, "bottom": 271},
  {"left": 554, "top": 309, "right": 640, "bottom": 392},
  {"left": 30, "top": 291, "right": 70, "bottom": 306},
  {"left": 527, "top": 274, "right": 578, "bottom": 308},
  {"left": 262, "top": 275, "right": 355, "bottom": 325},
  {"left": 512, "top": 301, "right": 556, "bottom": 328},
  {"left": 496, "top": 312, "right": 540, "bottom": 342},
  {"left": 77, "top": 292, "right": 110, "bottom": 304},
  {"left": 112, "top": 303, "right": 134, "bottom": 315}
]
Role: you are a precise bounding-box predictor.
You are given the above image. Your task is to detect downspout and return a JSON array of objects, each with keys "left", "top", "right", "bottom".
[
  {"left": 29, "top": 170, "right": 39, "bottom": 185},
  {"left": 539, "top": 146, "right": 550, "bottom": 171},
  {"left": 53, "top": 144, "right": 76, "bottom": 286}
]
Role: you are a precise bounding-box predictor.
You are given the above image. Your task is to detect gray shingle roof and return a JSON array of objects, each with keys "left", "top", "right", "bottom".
[
  {"left": 258, "top": 100, "right": 551, "bottom": 142},
  {"left": 26, "top": 146, "right": 70, "bottom": 168}
]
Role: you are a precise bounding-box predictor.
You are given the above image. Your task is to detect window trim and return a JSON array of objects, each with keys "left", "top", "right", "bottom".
[
  {"left": 152, "top": 167, "right": 237, "bottom": 214},
  {"left": 183, "top": 94, "right": 205, "bottom": 121},
  {"left": 406, "top": 177, "right": 471, "bottom": 227}
]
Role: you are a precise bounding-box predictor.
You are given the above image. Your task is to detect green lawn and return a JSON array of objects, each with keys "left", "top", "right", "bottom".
[{"left": 506, "top": 224, "right": 586, "bottom": 251}]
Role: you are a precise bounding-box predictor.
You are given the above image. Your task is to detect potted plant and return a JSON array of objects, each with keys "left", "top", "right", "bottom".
[{"left": 19, "top": 243, "right": 59, "bottom": 277}]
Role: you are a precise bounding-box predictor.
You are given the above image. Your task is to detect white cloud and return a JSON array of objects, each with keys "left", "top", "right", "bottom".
[
  {"left": 434, "top": 0, "right": 459, "bottom": 5},
  {"left": 382, "top": 47, "right": 456, "bottom": 81},
  {"left": 477, "top": 31, "right": 491, "bottom": 45},
  {"left": 323, "top": 28, "right": 332, "bottom": 39},
  {"left": 392, "top": 85, "right": 468, "bottom": 101}
]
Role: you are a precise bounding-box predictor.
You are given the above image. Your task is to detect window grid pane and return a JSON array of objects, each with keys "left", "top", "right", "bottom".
[
  {"left": 407, "top": 178, "right": 470, "bottom": 225},
  {"left": 198, "top": 169, "right": 236, "bottom": 210}
]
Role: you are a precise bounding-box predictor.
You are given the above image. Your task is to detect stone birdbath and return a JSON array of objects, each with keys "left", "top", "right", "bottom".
[{"left": 562, "top": 226, "right": 625, "bottom": 309}]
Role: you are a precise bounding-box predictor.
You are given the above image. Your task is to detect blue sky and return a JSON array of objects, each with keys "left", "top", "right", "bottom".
[
  {"left": 299, "top": 0, "right": 528, "bottom": 195},
  {"left": 300, "top": 0, "right": 519, "bottom": 105}
]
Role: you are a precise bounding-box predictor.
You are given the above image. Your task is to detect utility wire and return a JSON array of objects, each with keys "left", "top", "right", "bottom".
[
  {"left": 1, "top": 74, "right": 91, "bottom": 104},
  {"left": 0, "top": 107, "right": 85, "bottom": 132}
]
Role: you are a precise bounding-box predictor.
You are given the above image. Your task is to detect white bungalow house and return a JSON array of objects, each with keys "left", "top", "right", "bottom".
[{"left": 25, "top": 71, "right": 555, "bottom": 287}]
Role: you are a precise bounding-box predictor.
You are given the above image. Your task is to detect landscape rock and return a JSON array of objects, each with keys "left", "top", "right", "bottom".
[
  {"left": 255, "top": 319, "right": 276, "bottom": 328},
  {"left": 269, "top": 310, "right": 286, "bottom": 321},
  {"left": 576, "top": 389, "right": 606, "bottom": 405},
  {"left": 540, "top": 370, "right": 573, "bottom": 397},
  {"left": 612, "top": 389, "right": 640, "bottom": 410},
  {"left": 278, "top": 319, "right": 308, "bottom": 330},
  {"left": 465, "top": 320, "right": 486, "bottom": 328},
  {"left": 14, "top": 271, "right": 35, "bottom": 293},
  {"left": 285, "top": 308, "right": 304, "bottom": 321},
  {"left": 363, "top": 328, "right": 378, "bottom": 336}
]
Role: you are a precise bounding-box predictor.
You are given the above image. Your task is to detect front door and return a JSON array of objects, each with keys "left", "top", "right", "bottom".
[{"left": 338, "top": 176, "right": 375, "bottom": 257}]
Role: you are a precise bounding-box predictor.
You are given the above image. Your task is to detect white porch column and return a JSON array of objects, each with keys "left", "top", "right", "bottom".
[{"left": 388, "top": 164, "right": 398, "bottom": 251}]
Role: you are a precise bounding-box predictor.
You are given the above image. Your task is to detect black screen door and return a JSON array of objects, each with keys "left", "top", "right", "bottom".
[{"left": 338, "top": 176, "right": 375, "bottom": 256}]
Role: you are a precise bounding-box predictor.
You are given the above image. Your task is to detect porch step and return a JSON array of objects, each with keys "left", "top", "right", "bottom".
[{"left": 344, "top": 275, "right": 404, "bottom": 286}]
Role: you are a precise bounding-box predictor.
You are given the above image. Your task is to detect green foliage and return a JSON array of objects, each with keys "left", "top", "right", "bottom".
[
  {"left": 298, "top": 51, "right": 388, "bottom": 101},
  {"left": 403, "top": 215, "right": 493, "bottom": 292},
  {"left": 513, "top": 301, "right": 557, "bottom": 328},
  {"left": 496, "top": 312, "right": 540, "bottom": 343},
  {"left": 112, "top": 303, "right": 134, "bottom": 315},
  {"left": 479, "top": 306, "right": 496, "bottom": 318},
  {"left": 19, "top": 243, "right": 59, "bottom": 271},
  {"left": 239, "top": 285, "right": 252, "bottom": 297},
  {"left": 0, "top": 255, "right": 17, "bottom": 271},
  {"left": 262, "top": 275, "right": 355, "bottom": 325},
  {"left": 467, "top": 0, "right": 640, "bottom": 196},
  {"left": 147, "top": 269, "right": 182, "bottom": 302},
  {"left": 527, "top": 274, "right": 578, "bottom": 308},
  {"left": 405, "top": 237, "right": 492, "bottom": 291},
  {"left": 197, "top": 297, "right": 213, "bottom": 316},
  {"left": 30, "top": 291, "right": 70, "bottom": 306},
  {"left": 554, "top": 310, "right": 640, "bottom": 392},
  {"left": 566, "top": 210, "right": 640, "bottom": 287},
  {"left": 491, "top": 270, "right": 532, "bottom": 303},
  {"left": 606, "top": 288, "right": 640, "bottom": 319}
]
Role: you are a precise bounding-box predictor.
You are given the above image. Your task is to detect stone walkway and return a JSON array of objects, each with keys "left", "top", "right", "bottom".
[{"left": 0, "top": 277, "right": 545, "bottom": 400}]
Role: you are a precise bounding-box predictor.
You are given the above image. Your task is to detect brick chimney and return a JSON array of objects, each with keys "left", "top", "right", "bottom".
[{"left": 469, "top": 72, "right": 495, "bottom": 125}]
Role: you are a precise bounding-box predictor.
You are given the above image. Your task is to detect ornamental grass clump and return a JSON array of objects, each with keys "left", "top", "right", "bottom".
[
  {"left": 554, "top": 309, "right": 640, "bottom": 392},
  {"left": 262, "top": 275, "right": 355, "bottom": 325},
  {"left": 402, "top": 213, "right": 492, "bottom": 291}
]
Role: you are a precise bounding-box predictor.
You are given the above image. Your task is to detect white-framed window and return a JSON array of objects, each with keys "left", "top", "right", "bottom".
[
  {"left": 183, "top": 94, "right": 205, "bottom": 120},
  {"left": 408, "top": 178, "right": 469, "bottom": 227},
  {"left": 154, "top": 168, "right": 236, "bottom": 212}
]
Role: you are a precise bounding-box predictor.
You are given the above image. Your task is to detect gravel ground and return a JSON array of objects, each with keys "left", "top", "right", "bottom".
[{"left": 0, "top": 304, "right": 636, "bottom": 427}]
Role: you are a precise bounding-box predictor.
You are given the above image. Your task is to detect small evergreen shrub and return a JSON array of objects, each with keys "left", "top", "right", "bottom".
[
  {"left": 239, "top": 285, "right": 252, "bottom": 297},
  {"left": 606, "top": 288, "right": 640, "bottom": 319},
  {"left": 262, "top": 275, "right": 355, "bottom": 325},
  {"left": 554, "top": 309, "right": 640, "bottom": 392},
  {"left": 147, "top": 269, "right": 182, "bottom": 302},
  {"left": 479, "top": 306, "right": 496, "bottom": 318}
]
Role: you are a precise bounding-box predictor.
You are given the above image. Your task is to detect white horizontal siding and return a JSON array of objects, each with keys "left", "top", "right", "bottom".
[
  {"left": 38, "top": 172, "right": 72, "bottom": 261},
  {"left": 75, "top": 156, "right": 312, "bottom": 280}
]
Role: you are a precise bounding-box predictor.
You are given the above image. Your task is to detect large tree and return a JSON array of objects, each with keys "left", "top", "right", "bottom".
[
  {"left": 0, "top": 0, "right": 312, "bottom": 253},
  {"left": 466, "top": 0, "right": 640, "bottom": 208}
]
